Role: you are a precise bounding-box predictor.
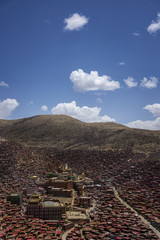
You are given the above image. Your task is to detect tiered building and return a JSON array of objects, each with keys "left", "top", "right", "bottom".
[
  {"left": 47, "top": 187, "right": 72, "bottom": 198},
  {"left": 26, "top": 195, "right": 65, "bottom": 220}
]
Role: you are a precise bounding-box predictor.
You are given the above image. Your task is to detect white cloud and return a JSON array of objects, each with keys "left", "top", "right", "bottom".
[
  {"left": 0, "top": 98, "right": 19, "bottom": 118},
  {"left": 118, "top": 62, "right": 125, "bottom": 66},
  {"left": 27, "top": 101, "right": 34, "bottom": 106},
  {"left": 147, "top": 12, "right": 160, "bottom": 34},
  {"left": 144, "top": 103, "right": 160, "bottom": 116},
  {"left": 127, "top": 102, "right": 160, "bottom": 130},
  {"left": 51, "top": 101, "right": 115, "bottom": 123},
  {"left": 64, "top": 13, "right": 89, "bottom": 31},
  {"left": 132, "top": 31, "right": 140, "bottom": 36},
  {"left": 97, "top": 98, "right": 102, "bottom": 104},
  {"left": 123, "top": 77, "right": 138, "bottom": 88},
  {"left": 43, "top": 19, "right": 50, "bottom": 24},
  {"left": 0, "top": 81, "right": 9, "bottom": 87},
  {"left": 70, "top": 69, "right": 120, "bottom": 92},
  {"left": 126, "top": 117, "right": 160, "bottom": 130},
  {"left": 41, "top": 105, "right": 48, "bottom": 111},
  {"left": 140, "top": 76, "right": 158, "bottom": 89}
]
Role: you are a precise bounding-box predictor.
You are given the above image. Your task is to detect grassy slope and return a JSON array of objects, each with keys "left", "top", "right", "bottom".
[{"left": 0, "top": 115, "right": 160, "bottom": 152}]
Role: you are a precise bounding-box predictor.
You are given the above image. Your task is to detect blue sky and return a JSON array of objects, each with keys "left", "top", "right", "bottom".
[{"left": 1, "top": 0, "right": 160, "bottom": 129}]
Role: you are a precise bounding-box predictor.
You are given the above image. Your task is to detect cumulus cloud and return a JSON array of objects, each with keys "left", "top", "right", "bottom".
[
  {"left": 51, "top": 101, "right": 115, "bottom": 123},
  {"left": 41, "top": 105, "right": 48, "bottom": 111},
  {"left": 132, "top": 31, "right": 140, "bottom": 36},
  {"left": 123, "top": 77, "right": 138, "bottom": 88},
  {"left": 70, "top": 69, "right": 120, "bottom": 92},
  {"left": 0, "top": 81, "right": 9, "bottom": 87},
  {"left": 118, "top": 62, "right": 125, "bottom": 66},
  {"left": 144, "top": 103, "right": 160, "bottom": 116},
  {"left": 0, "top": 98, "right": 19, "bottom": 118},
  {"left": 126, "top": 117, "right": 160, "bottom": 130},
  {"left": 140, "top": 76, "right": 158, "bottom": 89},
  {"left": 127, "top": 102, "right": 160, "bottom": 130},
  {"left": 147, "top": 12, "right": 160, "bottom": 34},
  {"left": 64, "top": 13, "right": 89, "bottom": 31}
]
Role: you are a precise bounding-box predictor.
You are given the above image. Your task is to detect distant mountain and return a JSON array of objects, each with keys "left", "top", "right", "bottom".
[{"left": 0, "top": 115, "right": 160, "bottom": 152}]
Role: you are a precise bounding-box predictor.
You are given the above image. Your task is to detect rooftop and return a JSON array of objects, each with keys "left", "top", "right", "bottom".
[
  {"left": 54, "top": 180, "right": 68, "bottom": 182},
  {"left": 79, "top": 196, "right": 91, "bottom": 199},
  {"left": 10, "top": 194, "right": 19, "bottom": 197},
  {"left": 66, "top": 211, "right": 88, "bottom": 220},
  {"left": 43, "top": 201, "right": 60, "bottom": 207}
]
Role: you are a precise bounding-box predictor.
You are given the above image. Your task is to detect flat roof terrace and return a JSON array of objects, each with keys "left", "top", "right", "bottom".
[
  {"left": 66, "top": 211, "right": 88, "bottom": 220},
  {"left": 43, "top": 201, "right": 62, "bottom": 207}
]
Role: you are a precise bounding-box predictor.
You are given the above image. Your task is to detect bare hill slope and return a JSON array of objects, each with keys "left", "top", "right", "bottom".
[{"left": 0, "top": 115, "right": 160, "bottom": 152}]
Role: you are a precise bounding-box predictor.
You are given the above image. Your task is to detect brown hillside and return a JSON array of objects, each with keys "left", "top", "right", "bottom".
[{"left": 0, "top": 115, "right": 160, "bottom": 152}]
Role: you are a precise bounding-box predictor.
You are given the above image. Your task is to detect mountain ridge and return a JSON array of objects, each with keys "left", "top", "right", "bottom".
[{"left": 0, "top": 114, "right": 160, "bottom": 152}]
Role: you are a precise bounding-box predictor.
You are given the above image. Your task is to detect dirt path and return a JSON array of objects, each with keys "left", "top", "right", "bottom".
[
  {"left": 86, "top": 201, "right": 96, "bottom": 216},
  {"left": 61, "top": 227, "right": 74, "bottom": 240},
  {"left": 112, "top": 186, "right": 160, "bottom": 238}
]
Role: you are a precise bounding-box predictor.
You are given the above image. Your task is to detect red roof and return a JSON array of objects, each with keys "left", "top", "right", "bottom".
[{"left": 57, "top": 230, "right": 61, "bottom": 235}]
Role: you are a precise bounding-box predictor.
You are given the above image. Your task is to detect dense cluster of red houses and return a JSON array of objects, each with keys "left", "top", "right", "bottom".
[
  {"left": 69, "top": 186, "right": 158, "bottom": 239},
  {"left": 113, "top": 159, "right": 160, "bottom": 231},
  {"left": 0, "top": 140, "right": 160, "bottom": 239},
  {"left": 0, "top": 141, "right": 63, "bottom": 239}
]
